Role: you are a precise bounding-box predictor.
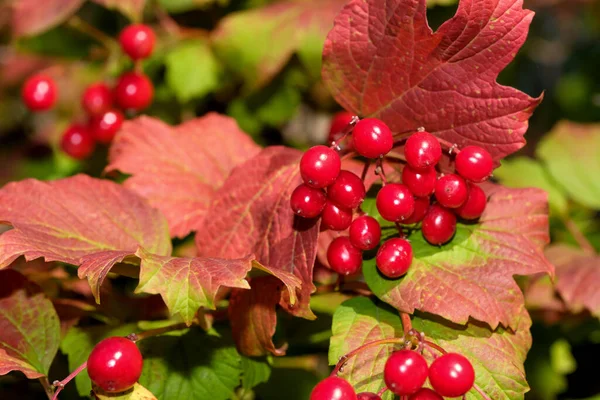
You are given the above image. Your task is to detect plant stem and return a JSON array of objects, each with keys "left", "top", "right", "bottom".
[
  {"left": 52, "top": 361, "right": 87, "bottom": 400},
  {"left": 67, "top": 16, "right": 117, "bottom": 51},
  {"left": 564, "top": 218, "right": 595, "bottom": 254},
  {"left": 400, "top": 312, "right": 412, "bottom": 335},
  {"left": 434, "top": 137, "right": 459, "bottom": 154},
  {"left": 377, "top": 386, "right": 388, "bottom": 397},
  {"left": 375, "top": 158, "right": 388, "bottom": 185},
  {"left": 39, "top": 377, "right": 54, "bottom": 400},
  {"left": 473, "top": 383, "right": 492, "bottom": 400},
  {"left": 360, "top": 159, "right": 372, "bottom": 182},
  {"left": 330, "top": 338, "right": 404, "bottom": 376},
  {"left": 423, "top": 340, "right": 447, "bottom": 355},
  {"left": 128, "top": 322, "right": 189, "bottom": 342}
]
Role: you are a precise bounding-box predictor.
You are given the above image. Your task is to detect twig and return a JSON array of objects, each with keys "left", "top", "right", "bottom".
[
  {"left": 360, "top": 159, "right": 372, "bottom": 182},
  {"left": 423, "top": 340, "right": 447, "bottom": 355},
  {"left": 67, "top": 16, "right": 117, "bottom": 51},
  {"left": 52, "top": 361, "right": 87, "bottom": 400},
  {"left": 565, "top": 218, "right": 595, "bottom": 254},
  {"left": 330, "top": 338, "right": 405, "bottom": 376},
  {"left": 127, "top": 322, "right": 189, "bottom": 342},
  {"left": 39, "top": 377, "right": 54, "bottom": 400}
]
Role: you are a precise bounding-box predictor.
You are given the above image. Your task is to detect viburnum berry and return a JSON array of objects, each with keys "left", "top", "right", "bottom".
[
  {"left": 408, "top": 388, "right": 443, "bottom": 400},
  {"left": 434, "top": 174, "right": 468, "bottom": 208},
  {"left": 357, "top": 393, "right": 381, "bottom": 400},
  {"left": 402, "top": 196, "right": 430, "bottom": 225},
  {"left": 328, "top": 111, "right": 355, "bottom": 143},
  {"left": 300, "top": 145, "right": 341, "bottom": 188},
  {"left": 455, "top": 145, "right": 493, "bottom": 182},
  {"left": 402, "top": 165, "right": 437, "bottom": 197},
  {"left": 404, "top": 131, "right": 442, "bottom": 170},
  {"left": 429, "top": 353, "right": 475, "bottom": 398},
  {"left": 89, "top": 109, "right": 124, "bottom": 144},
  {"left": 87, "top": 337, "right": 143, "bottom": 393},
  {"left": 375, "top": 238, "right": 413, "bottom": 278},
  {"left": 349, "top": 215, "right": 381, "bottom": 250},
  {"left": 328, "top": 170, "right": 366, "bottom": 209},
  {"left": 119, "top": 24, "right": 156, "bottom": 60},
  {"left": 321, "top": 201, "right": 353, "bottom": 231},
  {"left": 21, "top": 74, "right": 57, "bottom": 111},
  {"left": 422, "top": 204, "right": 457, "bottom": 245},
  {"left": 327, "top": 236, "right": 363, "bottom": 276},
  {"left": 114, "top": 72, "right": 154, "bottom": 111},
  {"left": 384, "top": 350, "right": 428, "bottom": 396},
  {"left": 290, "top": 184, "right": 326, "bottom": 218},
  {"left": 60, "top": 124, "right": 95, "bottom": 160},
  {"left": 376, "top": 184, "right": 415, "bottom": 222},
  {"left": 82, "top": 83, "right": 112, "bottom": 115},
  {"left": 310, "top": 376, "right": 357, "bottom": 400},
  {"left": 455, "top": 182, "right": 487, "bottom": 220},
  {"left": 352, "top": 118, "right": 393, "bottom": 158}
]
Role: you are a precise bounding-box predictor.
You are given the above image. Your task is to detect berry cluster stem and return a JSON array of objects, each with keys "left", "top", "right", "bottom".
[
  {"left": 360, "top": 159, "right": 372, "bottom": 182},
  {"left": 67, "top": 16, "right": 117, "bottom": 51},
  {"left": 51, "top": 361, "right": 88, "bottom": 400},
  {"left": 564, "top": 217, "right": 596, "bottom": 254},
  {"left": 330, "top": 338, "right": 404, "bottom": 377},
  {"left": 473, "top": 383, "right": 493, "bottom": 400},
  {"left": 400, "top": 312, "right": 413, "bottom": 335}
]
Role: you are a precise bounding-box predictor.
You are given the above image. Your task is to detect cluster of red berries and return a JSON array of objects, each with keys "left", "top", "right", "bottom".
[
  {"left": 311, "top": 351, "right": 475, "bottom": 400},
  {"left": 291, "top": 112, "right": 493, "bottom": 279},
  {"left": 21, "top": 24, "right": 156, "bottom": 160},
  {"left": 86, "top": 336, "right": 143, "bottom": 393}
]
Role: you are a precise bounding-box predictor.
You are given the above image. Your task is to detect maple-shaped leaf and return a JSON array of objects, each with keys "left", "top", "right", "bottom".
[
  {"left": 107, "top": 114, "right": 261, "bottom": 238},
  {"left": 322, "top": 0, "right": 542, "bottom": 162},
  {"left": 364, "top": 185, "right": 553, "bottom": 329},
  {"left": 0, "top": 270, "right": 60, "bottom": 379},
  {"left": 10, "top": 0, "right": 83, "bottom": 37},
  {"left": 91, "top": 0, "right": 146, "bottom": 21}
]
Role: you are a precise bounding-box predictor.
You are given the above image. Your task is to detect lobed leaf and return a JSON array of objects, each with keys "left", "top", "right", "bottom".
[{"left": 11, "top": 0, "right": 83, "bottom": 37}]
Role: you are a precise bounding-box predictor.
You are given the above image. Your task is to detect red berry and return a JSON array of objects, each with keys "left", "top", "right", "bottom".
[
  {"left": 402, "top": 166, "right": 437, "bottom": 197},
  {"left": 87, "top": 337, "right": 143, "bottom": 393},
  {"left": 422, "top": 205, "right": 456, "bottom": 245},
  {"left": 376, "top": 238, "right": 413, "bottom": 278},
  {"left": 404, "top": 131, "right": 442, "bottom": 170},
  {"left": 352, "top": 118, "right": 393, "bottom": 158},
  {"left": 384, "top": 350, "right": 428, "bottom": 396},
  {"left": 357, "top": 393, "right": 381, "bottom": 400},
  {"left": 82, "top": 83, "right": 112, "bottom": 115},
  {"left": 327, "top": 237, "right": 363, "bottom": 276},
  {"left": 114, "top": 72, "right": 154, "bottom": 111},
  {"left": 455, "top": 183, "right": 487, "bottom": 220},
  {"left": 119, "top": 24, "right": 156, "bottom": 60},
  {"left": 328, "top": 170, "right": 366, "bottom": 209},
  {"left": 402, "top": 196, "right": 429, "bottom": 225},
  {"left": 89, "top": 109, "right": 124, "bottom": 144},
  {"left": 429, "top": 353, "right": 475, "bottom": 397},
  {"left": 408, "top": 388, "right": 443, "bottom": 400},
  {"left": 434, "top": 174, "right": 468, "bottom": 208},
  {"left": 22, "top": 74, "right": 57, "bottom": 111},
  {"left": 290, "top": 184, "right": 326, "bottom": 218},
  {"left": 376, "top": 184, "right": 415, "bottom": 222},
  {"left": 455, "top": 145, "right": 493, "bottom": 182},
  {"left": 60, "top": 124, "right": 95, "bottom": 160},
  {"left": 300, "top": 145, "right": 341, "bottom": 188},
  {"left": 328, "top": 111, "right": 355, "bottom": 143},
  {"left": 310, "top": 376, "right": 357, "bottom": 400},
  {"left": 349, "top": 216, "right": 381, "bottom": 250},
  {"left": 322, "top": 202, "right": 353, "bottom": 231}
]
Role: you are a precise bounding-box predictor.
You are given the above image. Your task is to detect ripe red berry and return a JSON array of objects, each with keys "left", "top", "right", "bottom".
[
  {"left": 402, "top": 166, "right": 436, "bottom": 197},
  {"left": 434, "top": 174, "right": 468, "bottom": 208},
  {"left": 384, "top": 350, "right": 428, "bottom": 396},
  {"left": 60, "top": 124, "right": 95, "bottom": 160},
  {"left": 321, "top": 201, "right": 353, "bottom": 231},
  {"left": 327, "top": 237, "right": 363, "bottom": 276},
  {"left": 404, "top": 131, "right": 442, "bottom": 170},
  {"left": 89, "top": 109, "right": 124, "bottom": 144},
  {"left": 300, "top": 145, "right": 341, "bottom": 188},
  {"left": 455, "top": 183, "right": 487, "bottom": 220},
  {"left": 82, "top": 83, "right": 112, "bottom": 115},
  {"left": 408, "top": 388, "right": 443, "bottom": 400},
  {"left": 328, "top": 111, "right": 355, "bottom": 143},
  {"left": 349, "top": 216, "right": 381, "bottom": 251},
  {"left": 352, "top": 118, "right": 393, "bottom": 158},
  {"left": 429, "top": 353, "right": 475, "bottom": 398},
  {"left": 402, "top": 196, "right": 429, "bottom": 225},
  {"left": 119, "top": 24, "right": 156, "bottom": 60},
  {"left": 290, "top": 184, "right": 326, "bottom": 218},
  {"left": 422, "top": 204, "right": 457, "bottom": 245},
  {"left": 455, "top": 145, "right": 493, "bottom": 182},
  {"left": 21, "top": 74, "right": 57, "bottom": 111},
  {"left": 114, "top": 72, "right": 154, "bottom": 111},
  {"left": 357, "top": 393, "right": 381, "bottom": 400},
  {"left": 328, "top": 170, "right": 366, "bottom": 209},
  {"left": 376, "top": 184, "right": 415, "bottom": 222},
  {"left": 376, "top": 238, "right": 413, "bottom": 278},
  {"left": 87, "top": 337, "right": 143, "bottom": 393},
  {"left": 310, "top": 376, "right": 357, "bottom": 400}
]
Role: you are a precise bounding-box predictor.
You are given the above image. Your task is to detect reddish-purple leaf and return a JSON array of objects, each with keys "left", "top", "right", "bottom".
[
  {"left": 11, "top": 0, "right": 84, "bottom": 37},
  {"left": 107, "top": 114, "right": 261, "bottom": 238},
  {"left": 323, "top": 0, "right": 542, "bottom": 162},
  {"left": 91, "top": 0, "right": 146, "bottom": 21}
]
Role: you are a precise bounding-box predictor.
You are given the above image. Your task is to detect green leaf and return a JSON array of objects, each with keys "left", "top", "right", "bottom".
[
  {"left": 240, "top": 356, "right": 271, "bottom": 389},
  {"left": 158, "top": 0, "right": 228, "bottom": 13}
]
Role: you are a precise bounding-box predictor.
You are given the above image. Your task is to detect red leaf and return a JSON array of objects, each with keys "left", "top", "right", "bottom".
[
  {"left": 11, "top": 0, "right": 84, "bottom": 37},
  {"left": 322, "top": 0, "right": 542, "bottom": 162},
  {"left": 107, "top": 114, "right": 261, "bottom": 238}
]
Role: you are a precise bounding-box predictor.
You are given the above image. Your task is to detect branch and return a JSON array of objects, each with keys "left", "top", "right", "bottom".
[
  {"left": 330, "top": 338, "right": 404, "bottom": 376},
  {"left": 564, "top": 218, "right": 596, "bottom": 254},
  {"left": 52, "top": 361, "right": 87, "bottom": 400},
  {"left": 39, "top": 377, "right": 54, "bottom": 400}
]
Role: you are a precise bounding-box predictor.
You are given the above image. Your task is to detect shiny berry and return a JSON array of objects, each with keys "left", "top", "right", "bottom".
[
  {"left": 429, "top": 353, "right": 475, "bottom": 397},
  {"left": 404, "top": 131, "right": 442, "bottom": 170},
  {"left": 352, "top": 118, "right": 393, "bottom": 158},
  {"left": 310, "top": 376, "right": 357, "bottom": 400},
  {"left": 87, "top": 337, "right": 143, "bottom": 393},
  {"left": 327, "top": 237, "right": 363, "bottom": 276},
  {"left": 328, "top": 111, "right": 355, "bottom": 143},
  {"left": 357, "top": 393, "right": 381, "bottom": 400},
  {"left": 455, "top": 145, "right": 493, "bottom": 182},
  {"left": 376, "top": 184, "right": 415, "bottom": 222},
  {"left": 82, "top": 83, "right": 112, "bottom": 115},
  {"left": 384, "top": 350, "right": 428, "bottom": 396},
  {"left": 322, "top": 202, "right": 353, "bottom": 231},
  {"left": 402, "top": 196, "right": 430, "bottom": 225},
  {"left": 376, "top": 238, "right": 413, "bottom": 278},
  {"left": 290, "top": 184, "right": 326, "bottom": 218},
  {"left": 328, "top": 170, "right": 366, "bottom": 209},
  {"left": 402, "top": 166, "right": 437, "bottom": 197},
  {"left": 119, "top": 24, "right": 156, "bottom": 60},
  {"left": 422, "top": 205, "right": 457, "bottom": 245},
  {"left": 114, "top": 72, "right": 154, "bottom": 111},
  {"left": 21, "top": 74, "right": 57, "bottom": 111},
  {"left": 408, "top": 388, "right": 443, "bottom": 400},
  {"left": 300, "top": 145, "right": 341, "bottom": 188},
  {"left": 455, "top": 183, "right": 487, "bottom": 220},
  {"left": 89, "top": 109, "right": 124, "bottom": 144},
  {"left": 435, "top": 174, "right": 468, "bottom": 208},
  {"left": 349, "top": 216, "right": 381, "bottom": 251},
  {"left": 60, "top": 124, "right": 95, "bottom": 160}
]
